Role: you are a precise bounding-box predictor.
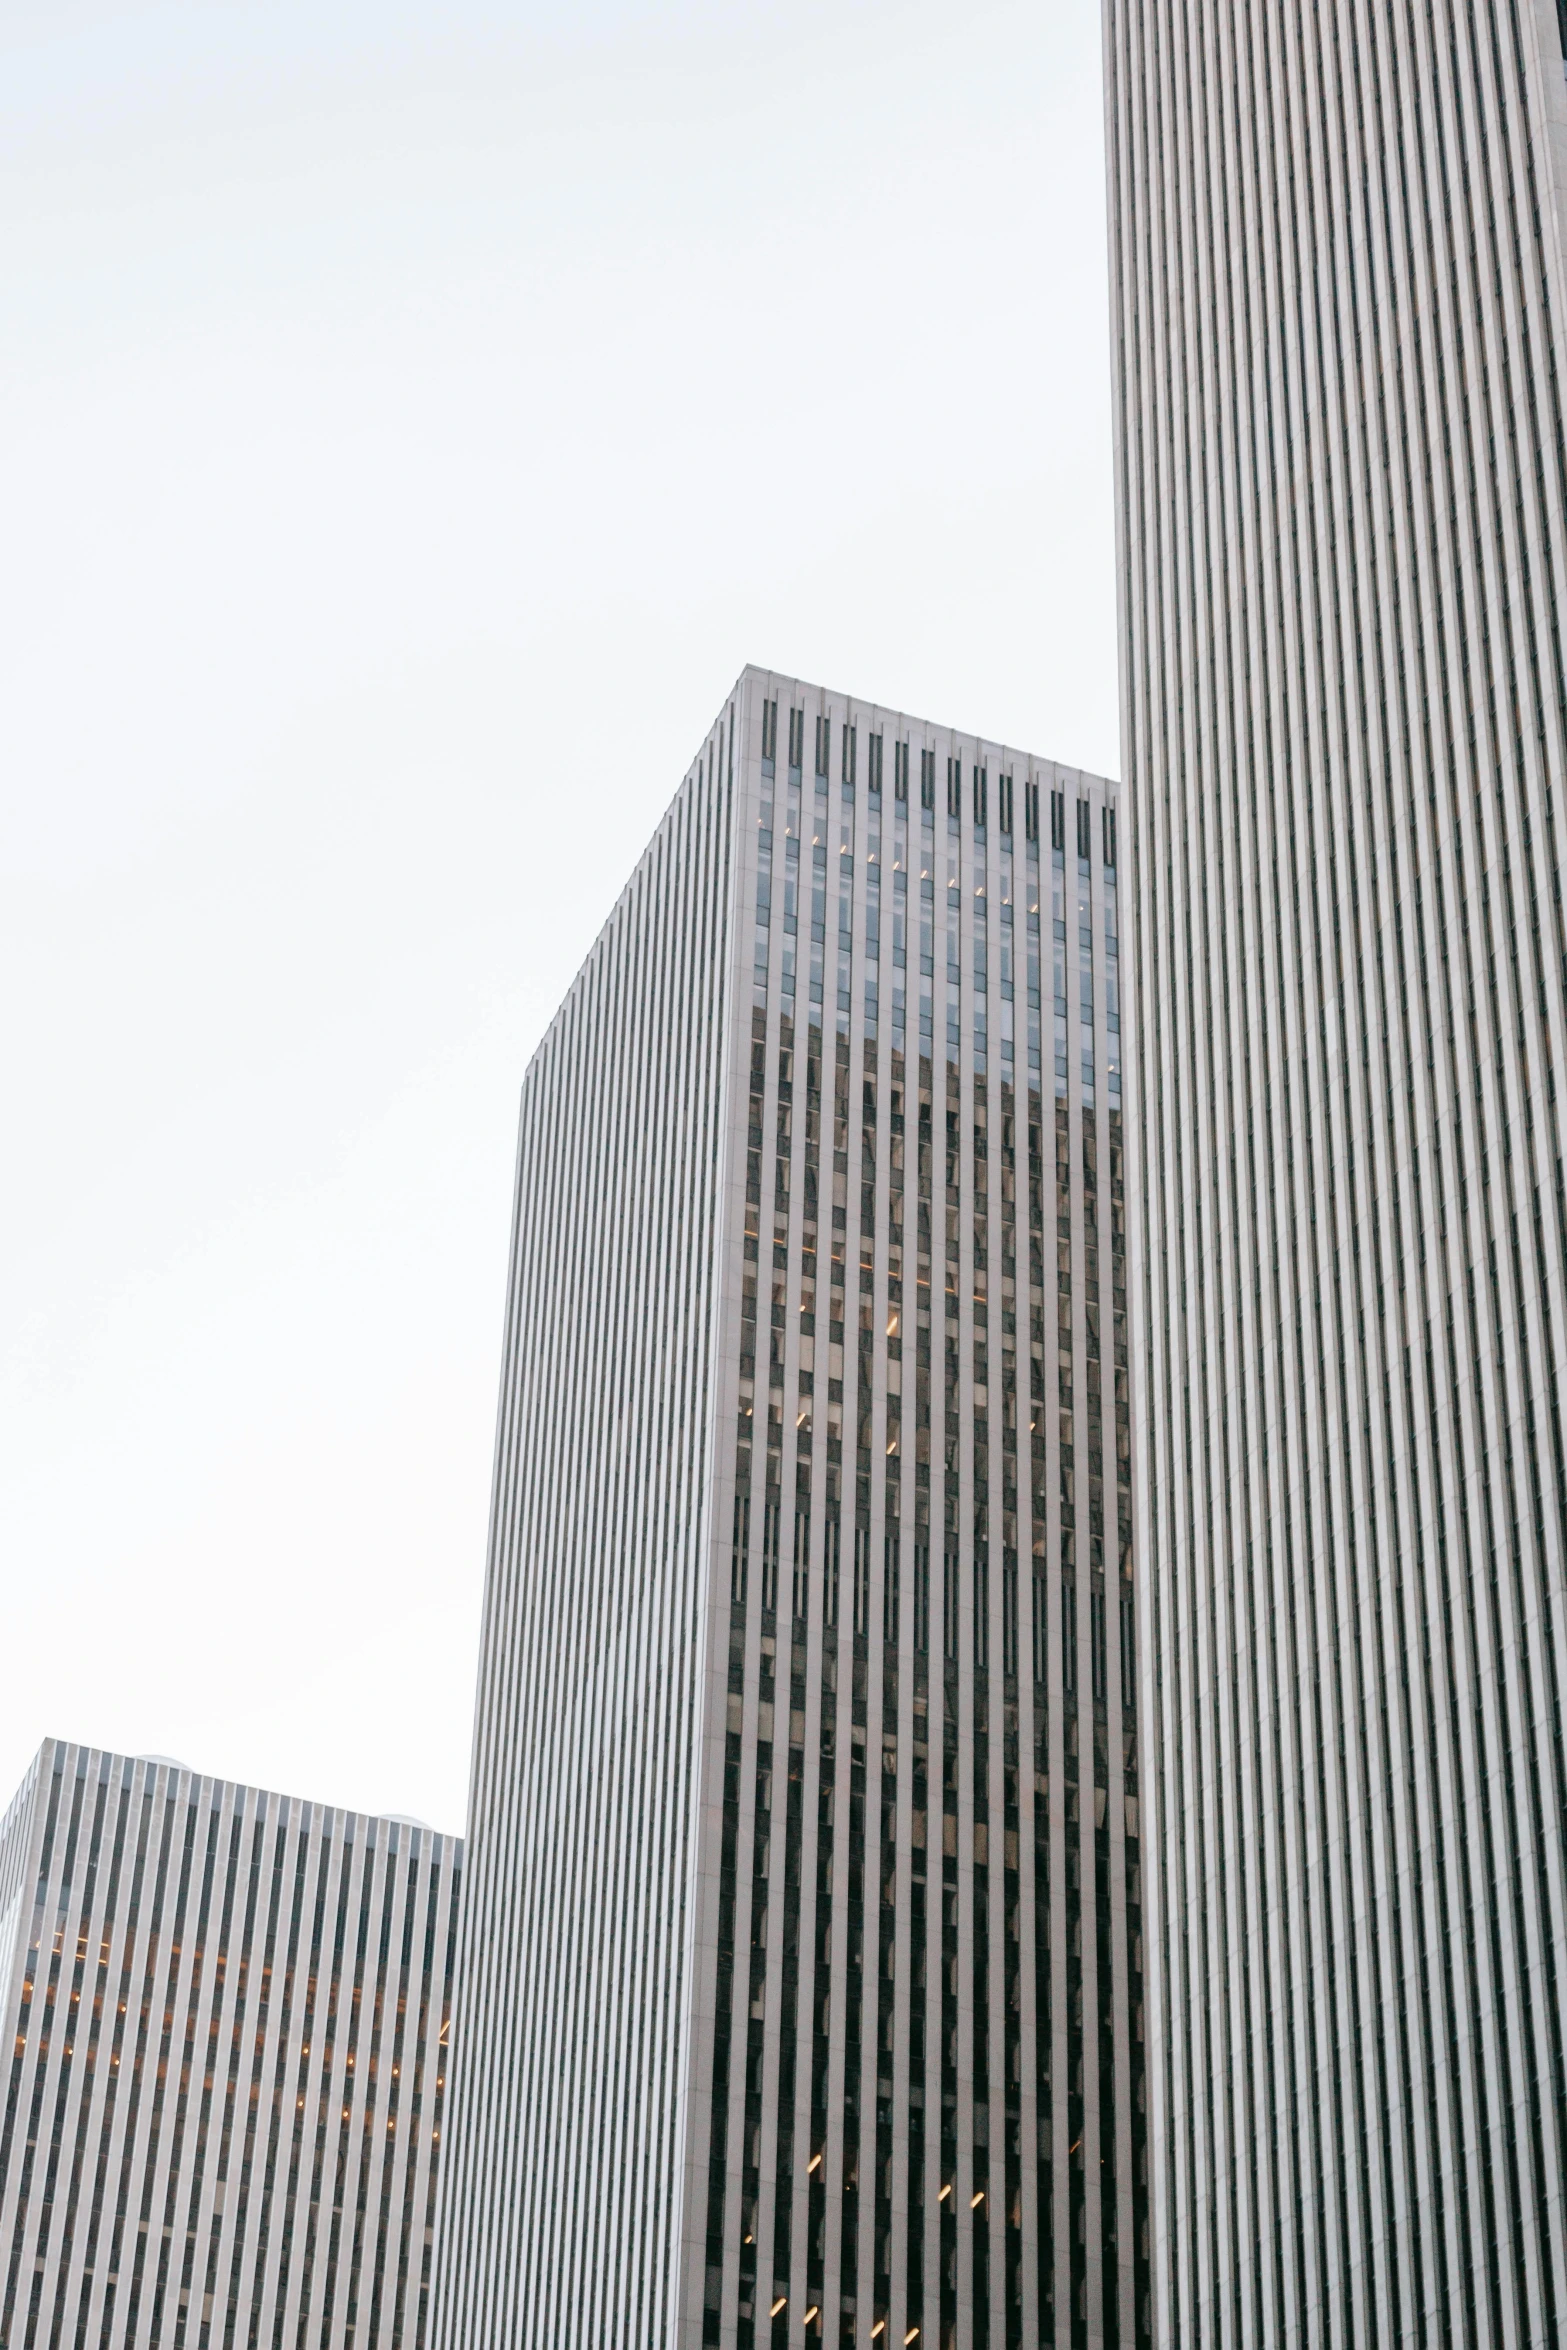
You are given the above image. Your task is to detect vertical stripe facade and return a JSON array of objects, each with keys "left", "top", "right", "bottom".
[
  {"left": 1106, "top": 2, "right": 1567, "bottom": 2344},
  {"left": 431, "top": 725, "right": 739, "bottom": 2350},
  {"left": 435, "top": 667, "right": 1145, "bottom": 2350},
  {"left": 0, "top": 1741, "right": 460, "bottom": 2350}
]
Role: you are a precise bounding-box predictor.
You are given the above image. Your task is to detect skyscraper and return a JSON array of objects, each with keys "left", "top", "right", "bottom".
[
  {"left": 433, "top": 669, "right": 1144, "bottom": 2350},
  {"left": 1106, "top": 5, "right": 1567, "bottom": 2342},
  {"left": 0, "top": 1740, "right": 461, "bottom": 2350}
]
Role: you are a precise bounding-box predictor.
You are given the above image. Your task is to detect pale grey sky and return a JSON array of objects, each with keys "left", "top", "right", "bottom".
[{"left": 0, "top": 0, "right": 1117, "bottom": 1833}]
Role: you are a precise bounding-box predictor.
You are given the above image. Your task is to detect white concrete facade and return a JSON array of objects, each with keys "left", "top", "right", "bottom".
[
  {"left": 0, "top": 1740, "right": 461, "bottom": 2350},
  {"left": 1106, "top": 2, "right": 1567, "bottom": 2342}
]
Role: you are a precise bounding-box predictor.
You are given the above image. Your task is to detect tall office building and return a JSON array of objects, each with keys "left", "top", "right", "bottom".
[
  {"left": 433, "top": 668, "right": 1143, "bottom": 2350},
  {"left": 0, "top": 1739, "right": 461, "bottom": 2350},
  {"left": 1106, "top": 4, "right": 1567, "bottom": 2343}
]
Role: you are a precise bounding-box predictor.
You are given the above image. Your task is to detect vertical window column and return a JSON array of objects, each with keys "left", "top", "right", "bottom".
[
  {"left": 999, "top": 1070, "right": 1025, "bottom": 2348},
  {"left": 1057, "top": 1095, "right": 1086, "bottom": 2350},
  {"left": 939, "top": 1056, "right": 962, "bottom": 2350},
  {"left": 1025, "top": 1083, "right": 1053, "bottom": 2340}
]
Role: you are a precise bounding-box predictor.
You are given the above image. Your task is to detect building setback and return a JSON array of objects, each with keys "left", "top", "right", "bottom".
[
  {"left": 432, "top": 668, "right": 1145, "bottom": 2350},
  {"left": 0, "top": 1740, "right": 461, "bottom": 2350},
  {"left": 1106, "top": 1, "right": 1567, "bottom": 2343}
]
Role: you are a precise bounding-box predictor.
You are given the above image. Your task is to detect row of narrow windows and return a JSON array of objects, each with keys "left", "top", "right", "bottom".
[{"left": 760, "top": 699, "right": 1116, "bottom": 866}]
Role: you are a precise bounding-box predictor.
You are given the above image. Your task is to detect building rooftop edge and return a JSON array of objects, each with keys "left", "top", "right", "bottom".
[
  {"left": 732, "top": 659, "right": 1122, "bottom": 789},
  {"left": 14, "top": 1735, "right": 464, "bottom": 1850}
]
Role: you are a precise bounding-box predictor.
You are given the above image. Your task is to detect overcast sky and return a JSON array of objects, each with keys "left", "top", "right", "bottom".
[{"left": 1, "top": 0, "right": 1117, "bottom": 1835}]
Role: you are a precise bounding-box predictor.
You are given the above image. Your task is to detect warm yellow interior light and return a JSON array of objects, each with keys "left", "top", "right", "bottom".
[
  {"left": 937, "top": 2181, "right": 951, "bottom": 2202},
  {"left": 971, "top": 2189, "right": 985, "bottom": 2208},
  {"left": 771, "top": 2296, "right": 787, "bottom": 2317}
]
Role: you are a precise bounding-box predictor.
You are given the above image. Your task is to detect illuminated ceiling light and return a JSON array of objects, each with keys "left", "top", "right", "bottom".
[
  {"left": 937, "top": 2181, "right": 951, "bottom": 2202},
  {"left": 971, "top": 2189, "right": 985, "bottom": 2208},
  {"left": 771, "top": 2296, "right": 787, "bottom": 2317}
]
